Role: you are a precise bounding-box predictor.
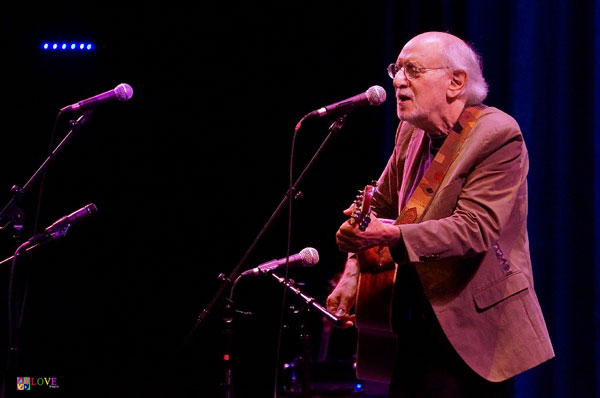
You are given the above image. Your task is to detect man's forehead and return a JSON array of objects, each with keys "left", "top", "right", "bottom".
[{"left": 398, "top": 36, "right": 446, "bottom": 63}]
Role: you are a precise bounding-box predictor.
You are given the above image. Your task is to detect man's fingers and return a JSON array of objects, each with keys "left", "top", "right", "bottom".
[
  {"left": 334, "top": 312, "right": 355, "bottom": 328},
  {"left": 344, "top": 314, "right": 356, "bottom": 327},
  {"left": 336, "top": 225, "right": 358, "bottom": 253},
  {"left": 326, "top": 296, "right": 339, "bottom": 314},
  {"left": 334, "top": 307, "right": 347, "bottom": 317}
]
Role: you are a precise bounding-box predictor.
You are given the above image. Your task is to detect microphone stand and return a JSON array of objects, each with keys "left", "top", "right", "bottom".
[
  {"left": 184, "top": 115, "right": 348, "bottom": 398},
  {"left": 215, "top": 274, "right": 254, "bottom": 398},
  {"left": 0, "top": 111, "right": 92, "bottom": 232},
  {"left": 184, "top": 115, "right": 348, "bottom": 342},
  {"left": 0, "top": 111, "right": 92, "bottom": 398}
]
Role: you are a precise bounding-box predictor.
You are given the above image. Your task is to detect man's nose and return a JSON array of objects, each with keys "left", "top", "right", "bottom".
[{"left": 393, "top": 71, "right": 410, "bottom": 89}]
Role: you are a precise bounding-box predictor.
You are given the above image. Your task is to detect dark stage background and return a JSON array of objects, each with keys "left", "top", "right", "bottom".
[{"left": 0, "top": 2, "right": 598, "bottom": 397}]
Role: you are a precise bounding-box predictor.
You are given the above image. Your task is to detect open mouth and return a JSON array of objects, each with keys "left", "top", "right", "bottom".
[{"left": 397, "top": 94, "right": 412, "bottom": 102}]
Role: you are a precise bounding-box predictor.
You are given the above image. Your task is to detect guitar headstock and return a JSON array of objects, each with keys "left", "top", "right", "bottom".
[{"left": 349, "top": 181, "right": 377, "bottom": 231}]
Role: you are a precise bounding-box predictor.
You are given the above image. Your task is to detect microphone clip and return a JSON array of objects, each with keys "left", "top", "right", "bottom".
[
  {"left": 328, "top": 115, "right": 348, "bottom": 134},
  {"left": 23, "top": 203, "right": 98, "bottom": 249},
  {"left": 24, "top": 222, "right": 70, "bottom": 248}
]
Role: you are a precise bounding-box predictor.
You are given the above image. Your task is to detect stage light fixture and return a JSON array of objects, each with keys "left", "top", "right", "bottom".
[{"left": 41, "top": 42, "right": 95, "bottom": 51}]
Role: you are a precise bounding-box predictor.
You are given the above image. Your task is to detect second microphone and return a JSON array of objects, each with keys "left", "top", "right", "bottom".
[{"left": 241, "top": 247, "right": 319, "bottom": 277}]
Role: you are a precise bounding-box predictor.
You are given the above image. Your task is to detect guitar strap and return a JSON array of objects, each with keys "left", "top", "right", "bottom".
[{"left": 396, "top": 105, "right": 487, "bottom": 225}]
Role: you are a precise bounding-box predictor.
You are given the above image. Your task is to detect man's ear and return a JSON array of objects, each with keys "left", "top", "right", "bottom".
[{"left": 447, "top": 70, "right": 467, "bottom": 99}]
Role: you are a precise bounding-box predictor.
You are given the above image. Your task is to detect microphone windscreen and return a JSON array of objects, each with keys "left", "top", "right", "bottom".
[
  {"left": 300, "top": 247, "right": 319, "bottom": 266},
  {"left": 366, "top": 85, "right": 386, "bottom": 106},
  {"left": 115, "top": 83, "right": 134, "bottom": 101}
]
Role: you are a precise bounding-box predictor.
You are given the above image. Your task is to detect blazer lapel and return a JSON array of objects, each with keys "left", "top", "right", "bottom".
[{"left": 398, "top": 128, "right": 426, "bottom": 213}]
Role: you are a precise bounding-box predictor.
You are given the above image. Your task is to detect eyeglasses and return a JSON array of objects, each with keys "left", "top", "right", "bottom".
[{"left": 387, "top": 62, "right": 447, "bottom": 80}]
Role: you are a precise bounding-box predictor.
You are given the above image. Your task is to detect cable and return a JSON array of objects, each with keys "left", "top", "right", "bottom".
[{"left": 271, "top": 116, "right": 306, "bottom": 398}]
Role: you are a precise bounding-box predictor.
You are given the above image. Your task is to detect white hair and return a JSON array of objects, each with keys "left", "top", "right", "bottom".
[{"left": 443, "top": 40, "right": 488, "bottom": 105}]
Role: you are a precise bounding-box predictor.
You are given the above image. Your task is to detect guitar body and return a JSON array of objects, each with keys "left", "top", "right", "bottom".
[
  {"left": 355, "top": 246, "right": 398, "bottom": 383},
  {"left": 349, "top": 183, "right": 399, "bottom": 383}
]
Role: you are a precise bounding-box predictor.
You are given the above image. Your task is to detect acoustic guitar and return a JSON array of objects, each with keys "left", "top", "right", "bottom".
[{"left": 350, "top": 182, "right": 398, "bottom": 383}]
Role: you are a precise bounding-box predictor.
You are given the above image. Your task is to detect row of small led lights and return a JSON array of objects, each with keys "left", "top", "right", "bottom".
[{"left": 42, "top": 42, "right": 95, "bottom": 51}]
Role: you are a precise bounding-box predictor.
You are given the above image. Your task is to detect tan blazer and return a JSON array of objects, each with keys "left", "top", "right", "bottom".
[{"left": 373, "top": 106, "right": 554, "bottom": 382}]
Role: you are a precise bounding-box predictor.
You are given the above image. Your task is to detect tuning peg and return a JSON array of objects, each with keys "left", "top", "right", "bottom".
[{"left": 359, "top": 213, "right": 371, "bottom": 228}]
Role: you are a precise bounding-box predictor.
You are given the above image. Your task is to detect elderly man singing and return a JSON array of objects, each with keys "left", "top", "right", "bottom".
[{"left": 327, "top": 31, "right": 554, "bottom": 398}]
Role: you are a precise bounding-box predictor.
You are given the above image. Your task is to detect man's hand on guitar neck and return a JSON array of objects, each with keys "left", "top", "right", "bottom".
[
  {"left": 326, "top": 256, "right": 359, "bottom": 328},
  {"left": 336, "top": 207, "right": 402, "bottom": 253}
]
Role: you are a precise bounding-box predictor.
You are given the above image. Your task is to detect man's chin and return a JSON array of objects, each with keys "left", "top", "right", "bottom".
[
  {"left": 398, "top": 108, "right": 417, "bottom": 122},
  {"left": 398, "top": 109, "right": 429, "bottom": 129}
]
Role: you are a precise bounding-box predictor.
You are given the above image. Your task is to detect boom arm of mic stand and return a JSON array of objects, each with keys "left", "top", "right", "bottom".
[
  {"left": 184, "top": 114, "right": 349, "bottom": 344},
  {"left": 0, "top": 244, "right": 34, "bottom": 269},
  {"left": 268, "top": 272, "right": 344, "bottom": 327},
  {"left": 0, "top": 111, "right": 92, "bottom": 230},
  {"left": 0, "top": 238, "right": 56, "bottom": 270}
]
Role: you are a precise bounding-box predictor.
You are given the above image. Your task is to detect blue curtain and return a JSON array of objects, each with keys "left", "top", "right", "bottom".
[
  {"left": 385, "top": 1, "right": 600, "bottom": 396},
  {"left": 594, "top": 0, "right": 600, "bottom": 396}
]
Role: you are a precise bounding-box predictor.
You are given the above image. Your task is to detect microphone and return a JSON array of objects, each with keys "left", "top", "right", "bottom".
[
  {"left": 25, "top": 203, "right": 98, "bottom": 246},
  {"left": 60, "top": 83, "right": 134, "bottom": 113},
  {"left": 241, "top": 247, "right": 319, "bottom": 277},
  {"left": 303, "top": 85, "right": 386, "bottom": 120}
]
